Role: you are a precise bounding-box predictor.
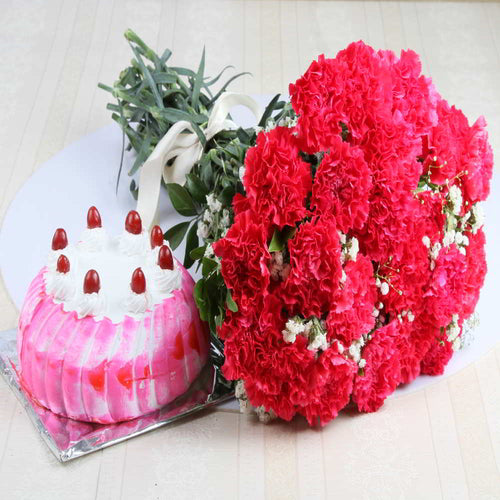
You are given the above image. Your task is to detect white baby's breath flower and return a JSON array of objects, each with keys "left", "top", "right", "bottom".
[
  {"left": 197, "top": 221, "right": 210, "bottom": 239},
  {"left": 430, "top": 242, "right": 442, "bottom": 261},
  {"left": 204, "top": 243, "right": 214, "bottom": 259},
  {"left": 206, "top": 193, "right": 222, "bottom": 213},
  {"left": 443, "top": 230, "right": 456, "bottom": 247},
  {"left": 358, "top": 358, "right": 366, "bottom": 369},
  {"left": 407, "top": 311, "right": 415, "bottom": 322},
  {"left": 422, "top": 235, "right": 431, "bottom": 248},
  {"left": 346, "top": 236, "right": 359, "bottom": 261},
  {"left": 380, "top": 281, "right": 390, "bottom": 295},
  {"left": 238, "top": 166, "right": 246, "bottom": 181},
  {"left": 448, "top": 184, "right": 463, "bottom": 216},
  {"left": 340, "top": 269, "right": 347, "bottom": 284},
  {"left": 203, "top": 209, "right": 214, "bottom": 224},
  {"left": 470, "top": 203, "right": 484, "bottom": 233}
]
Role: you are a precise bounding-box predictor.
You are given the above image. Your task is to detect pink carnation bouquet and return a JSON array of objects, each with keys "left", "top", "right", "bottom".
[{"left": 213, "top": 41, "right": 492, "bottom": 426}]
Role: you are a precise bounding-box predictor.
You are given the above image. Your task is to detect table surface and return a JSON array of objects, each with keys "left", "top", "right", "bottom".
[{"left": 0, "top": 1, "right": 499, "bottom": 498}]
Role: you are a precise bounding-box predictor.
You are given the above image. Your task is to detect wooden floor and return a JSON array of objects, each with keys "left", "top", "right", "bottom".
[{"left": 0, "top": 1, "right": 499, "bottom": 498}]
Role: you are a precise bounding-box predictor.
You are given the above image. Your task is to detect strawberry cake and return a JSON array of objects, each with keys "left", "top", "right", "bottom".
[{"left": 17, "top": 207, "right": 209, "bottom": 423}]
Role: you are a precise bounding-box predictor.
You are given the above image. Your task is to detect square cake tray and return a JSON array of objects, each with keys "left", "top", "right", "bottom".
[{"left": 0, "top": 328, "right": 234, "bottom": 462}]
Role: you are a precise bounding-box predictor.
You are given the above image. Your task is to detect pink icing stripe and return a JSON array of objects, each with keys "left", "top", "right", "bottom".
[
  {"left": 44, "top": 309, "right": 80, "bottom": 415},
  {"left": 81, "top": 318, "right": 116, "bottom": 422}
]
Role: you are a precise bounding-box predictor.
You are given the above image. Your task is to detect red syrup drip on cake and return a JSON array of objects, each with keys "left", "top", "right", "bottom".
[
  {"left": 150, "top": 225, "right": 164, "bottom": 248},
  {"left": 83, "top": 269, "right": 100, "bottom": 294},
  {"left": 158, "top": 245, "right": 174, "bottom": 270},
  {"left": 56, "top": 254, "right": 70, "bottom": 274},
  {"left": 125, "top": 210, "right": 142, "bottom": 234},
  {"left": 51, "top": 228, "right": 68, "bottom": 250},
  {"left": 87, "top": 206, "right": 102, "bottom": 229},
  {"left": 131, "top": 268, "right": 146, "bottom": 294}
]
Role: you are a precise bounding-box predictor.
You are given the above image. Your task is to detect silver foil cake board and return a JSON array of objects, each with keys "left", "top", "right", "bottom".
[{"left": 0, "top": 328, "right": 234, "bottom": 462}]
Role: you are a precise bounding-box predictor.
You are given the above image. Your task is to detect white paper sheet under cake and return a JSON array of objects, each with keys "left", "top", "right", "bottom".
[{"left": 0, "top": 98, "right": 499, "bottom": 397}]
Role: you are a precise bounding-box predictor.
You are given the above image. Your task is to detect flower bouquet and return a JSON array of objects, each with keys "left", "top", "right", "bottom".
[{"left": 102, "top": 33, "right": 492, "bottom": 426}]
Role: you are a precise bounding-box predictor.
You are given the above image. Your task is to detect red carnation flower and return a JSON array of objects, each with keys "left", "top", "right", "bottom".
[
  {"left": 299, "top": 348, "right": 357, "bottom": 426},
  {"left": 213, "top": 210, "right": 271, "bottom": 314},
  {"left": 353, "top": 320, "right": 401, "bottom": 412},
  {"left": 311, "top": 136, "right": 372, "bottom": 232},
  {"left": 281, "top": 217, "right": 342, "bottom": 317},
  {"left": 326, "top": 255, "right": 377, "bottom": 346},
  {"left": 243, "top": 126, "right": 312, "bottom": 228},
  {"left": 420, "top": 330, "right": 454, "bottom": 376}
]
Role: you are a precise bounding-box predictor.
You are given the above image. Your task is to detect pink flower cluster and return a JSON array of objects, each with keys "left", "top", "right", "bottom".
[{"left": 214, "top": 41, "right": 492, "bottom": 426}]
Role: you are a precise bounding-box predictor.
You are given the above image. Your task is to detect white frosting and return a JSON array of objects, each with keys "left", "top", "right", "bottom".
[
  {"left": 45, "top": 271, "right": 76, "bottom": 301},
  {"left": 124, "top": 290, "right": 151, "bottom": 314},
  {"left": 77, "top": 227, "right": 108, "bottom": 252},
  {"left": 43, "top": 231, "right": 182, "bottom": 323},
  {"left": 76, "top": 291, "right": 107, "bottom": 319},
  {"left": 153, "top": 263, "right": 183, "bottom": 294},
  {"left": 118, "top": 231, "right": 149, "bottom": 256},
  {"left": 47, "top": 247, "right": 76, "bottom": 271}
]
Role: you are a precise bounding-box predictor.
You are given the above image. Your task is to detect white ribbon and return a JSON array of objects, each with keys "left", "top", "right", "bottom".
[{"left": 136, "top": 92, "right": 262, "bottom": 230}]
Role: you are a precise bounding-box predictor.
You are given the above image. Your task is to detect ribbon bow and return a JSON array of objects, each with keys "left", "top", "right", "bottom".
[{"left": 136, "top": 92, "right": 262, "bottom": 230}]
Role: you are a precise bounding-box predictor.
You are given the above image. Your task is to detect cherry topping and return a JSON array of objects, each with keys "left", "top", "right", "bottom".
[
  {"left": 51, "top": 228, "right": 68, "bottom": 250},
  {"left": 150, "top": 225, "right": 164, "bottom": 248},
  {"left": 87, "top": 206, "right": 102, "bottom": 229},
  {"left": 125, "top": 210, "right": 142, "bottom": 235},
  {"left": 157, "top": 245, "right": 174, "bottom": 270},
  {"left": 131, "top": 267, "right": 146, "bottom": 294},
  {"left": 56, "top": 254, "right": 70, "bottom": 274},
  {"left": 83, "top": 270, "right": 100, "bottom": 294}
]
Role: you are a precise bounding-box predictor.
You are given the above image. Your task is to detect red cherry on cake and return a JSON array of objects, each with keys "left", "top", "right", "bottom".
[
  {"left": 84, "top": 270, "right": 100, "bottom": 294},
  {"left": 131, "top": 268, "right": 146, "bottom": 294},
  {"left": 56, "top": 254, "right": 70, "bottom": 274},
  {"left": 150, "top": 225, "right": 164, "bottom": 249},
  {"left": 51, "top": 228, "right": 68, "bottom": 250},
  {"left": 125, "top": 210, "right": 142, "bottom": 235},
  {"left": 157, "top": 245, "right": 174, "bottom": 270},
  {"left": 87, "top": 206, "right": 102, "bottom": 229}
]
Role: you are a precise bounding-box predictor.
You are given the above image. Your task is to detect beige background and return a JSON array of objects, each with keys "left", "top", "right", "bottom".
[{"left": 0, "top": 0, "right": 499, "bottom": 498}]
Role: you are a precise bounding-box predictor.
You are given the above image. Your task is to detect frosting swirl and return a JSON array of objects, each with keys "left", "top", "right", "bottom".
[
  {"left": 78, "top": 228, "right": 108, "bottom": 252},
  {"left": 118, "top": 231, "right": 149, "bottom": 256},
  {"left": 77, "top": 292, "right": 107, "bottom": 318},
  {"left": 45, "top": 271, "right": 75, "bottom": 302},
  {"left": 153, "top": 264, "right": 182, "bottom": 294},
  {"left": 124, "top": 291, "right": 151, "bottom": 314}
]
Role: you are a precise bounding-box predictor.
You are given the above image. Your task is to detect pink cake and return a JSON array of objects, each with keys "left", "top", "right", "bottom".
[{"left": 17, "top": 207, "right": 209, "bottom": 424}]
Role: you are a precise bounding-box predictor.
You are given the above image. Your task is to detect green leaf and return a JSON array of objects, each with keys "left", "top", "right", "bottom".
[
  {"left": 127, "top": 41, "right": 164, "bottom": 109},
  {"left": 164, "top": 221, "right": 191, "bottom": 250},
  {"left": 208, "top": 72, "right": 252, "bottom": 106},
  {"left": 258, "top": 94, "right": 280, "bottom": 128},
  {"left": 183, "top": 222, "right": 199, "bottom": 268},
  {"left": 219, "top": 185, "right": 235, "bottom": 206},
  {"left": 128, "top": 130, "right": 152, "bottom": 176},
  {"left": 269, "top": 229, "right": 285, "bottom": 252},
  {"left": 202, "top": 257, "right": 218, "bottom": 277},
  {"left": 193, "top": 280, "right": 208, "bottom": 321},
  {"left": 226, "top": 289, "right": 238, "bottom": 312},
  {"left": 205, "top": 65, "right": 234, "bottom": 86},
  {"left": 192, "top": 48, "right": 205, "bottom": 111},
  {"left": 152, "top": 72, "right": 177, "bottom": 84},
  {"left": 166, "top": 183, "right": 198, "bottom": 216},
  {"left": 269, "top": 226, "right": 296, "bottom": 252},
  {"left": 190, "top": 245, "right": 206, "bottom": 260},
  {"left": 185, "top": 173, "right": 209, "bottom": 203}
]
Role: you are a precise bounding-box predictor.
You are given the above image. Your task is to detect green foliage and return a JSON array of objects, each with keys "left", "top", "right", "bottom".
[{"left": 100, "top": 29, "right": 296, "bottom": 349}]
